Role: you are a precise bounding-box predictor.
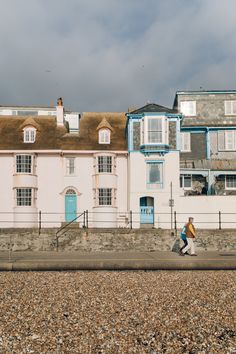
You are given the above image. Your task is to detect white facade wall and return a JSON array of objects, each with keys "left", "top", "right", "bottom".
[
  {"left": 0, "top": 155, "right": 14, "bottom": 227},
  {"left": 175, "top": 195, "right": 236, "bottom": 229},
  {"left": 37, "top": 154, "right": 63, "bottom": 227},
  {"left": 129, "top": 151, "right": 180, "bottom": 228},
  {"left": 0, "top": 151, "right": 128, "bottom": 228}
]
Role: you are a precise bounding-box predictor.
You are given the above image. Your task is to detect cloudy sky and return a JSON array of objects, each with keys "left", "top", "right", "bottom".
[{"left": 1, "top": 0, "right": 236, "bottom": 112}]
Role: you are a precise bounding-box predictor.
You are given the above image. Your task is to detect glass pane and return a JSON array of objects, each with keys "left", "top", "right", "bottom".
[
  {"left": 16, "top": 155, "right": 32, "bottom": 173},
  {"left": 233, "top": 101, "right": 236, "bottom": 114},
  {"left": 98, "top": 188, "right": 112, "bottom": 205},
  {"left": 148, "top": 164, "right": 162, "bottom": 184},
  {"left": 67, "top": 158, "right": 75, "bottom": 174},
  {"left": 148, "top": 131, "right": 162, "bottom": 143},
  {"left": 148, "top": 119, "right": 162, "bottom": 131},
  {"left": 66, "top": 189, "right": 76, "bottom": 195},
  {"left": 225, "top": 131, "right": 235, "bottom": 150},
  {"left": 16, "top": 188, "right": 32, "bottom": 206},
  {"left": 184, "top": 176, "right": 191, "bottom": 188},
  {"left": 98, "top": 156, "right": 112, "bottom": 173},
  {"left": 147, "top": 118, "right": 162, "bottom": 143},
  {"left": 226, "top": 175, "right": 236, "bottom": 188}
]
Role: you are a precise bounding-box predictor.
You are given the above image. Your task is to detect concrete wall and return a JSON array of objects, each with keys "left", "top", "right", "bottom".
[{"left": 0, "top": 228, "right": 235, "bottom": 252}]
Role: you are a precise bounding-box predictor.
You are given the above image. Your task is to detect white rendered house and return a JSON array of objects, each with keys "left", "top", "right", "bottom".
[
  {"left": 0, "top": 99, "right": 127, "bottom": 228},
  {"left": 126, "top": 103, "right": 182, "bottom": 229}
]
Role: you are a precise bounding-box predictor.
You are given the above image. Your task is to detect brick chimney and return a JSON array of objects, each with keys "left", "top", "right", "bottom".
[{"left": 56, "top": 97, "right": 64, "bottom": 126}]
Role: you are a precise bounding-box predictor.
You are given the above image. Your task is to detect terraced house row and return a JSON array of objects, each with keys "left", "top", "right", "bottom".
[{"left": 1, "top": 91, "right": 236, "bottom": 229}]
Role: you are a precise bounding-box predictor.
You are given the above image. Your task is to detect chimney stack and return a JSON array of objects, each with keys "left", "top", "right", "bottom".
[{"left": 56, "top": 97, "right": 64, "bottom": 126}]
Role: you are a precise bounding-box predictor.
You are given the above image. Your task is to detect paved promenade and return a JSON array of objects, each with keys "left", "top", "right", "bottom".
[{"left": 0, "top": 250, "right": 235, "bottom": 270}]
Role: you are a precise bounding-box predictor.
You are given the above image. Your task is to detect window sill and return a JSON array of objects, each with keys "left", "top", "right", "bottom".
[
  {"left": 13, "top": 173, "right": 36, "bottom": 176},
  {"left": 141, "top": 143, "right": 168, "bottom": 147},
  {"left": 147, "top": 183, "right": 163, "bottom": 189},
  {"left": 94, "top": 205, "right": 117, "bottom": 208}
]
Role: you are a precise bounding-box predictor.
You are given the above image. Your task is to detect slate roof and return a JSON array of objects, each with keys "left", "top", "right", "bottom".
[
  {"left": 180, "top": 159, "right": 236, "bottom": 170},
  {"left": 0, "top": 112, "right": 127, "bottom": 151},
  {"left": 181, "top": 117, "right": 236, "bottom": 127},
  {"left": 129, "top": 103, "right": 178, "bottom": 114}
]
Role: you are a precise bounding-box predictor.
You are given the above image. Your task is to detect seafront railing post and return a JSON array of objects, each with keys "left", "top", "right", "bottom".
[
  {"left": 174, "top": 211, "right": 177, "bottom": 233},
  {"left": 38, "top": 210, "right": 42, "bottom": 235},
  {"left": 130, "top": 210, "right": 133, "bottom": 229}
]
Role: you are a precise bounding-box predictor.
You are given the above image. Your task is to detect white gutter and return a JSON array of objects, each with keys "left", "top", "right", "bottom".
[{"left": 0, "top": 150, "right": 128, "bottom": 155}]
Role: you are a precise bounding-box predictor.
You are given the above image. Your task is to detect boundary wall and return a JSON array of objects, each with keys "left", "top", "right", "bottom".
[{"left": 0, "top": 228, "right": 235, "bottom": 252}]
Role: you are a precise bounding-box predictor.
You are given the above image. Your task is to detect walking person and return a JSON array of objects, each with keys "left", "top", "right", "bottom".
[
  {"left": 179, "top": 224, "right": 188, "bottom": 255},
  {"left": 179, "top": 217, "right": 197, "bottom": 256}
]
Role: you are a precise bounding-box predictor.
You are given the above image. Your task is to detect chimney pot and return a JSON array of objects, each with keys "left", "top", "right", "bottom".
[{"left": 56, "top": 97, "right": 64, "bottom": 126}]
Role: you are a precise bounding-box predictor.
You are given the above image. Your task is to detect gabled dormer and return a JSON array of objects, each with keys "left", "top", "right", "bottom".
[
  {"left": 126, "top": 103, "right": 182, "bottom": 154},
  {"left": 96, "top": 117, "right": 114, "bottom": 144},
  {"left": 19, "top": 118, "right": 40, "bottom": 143}
]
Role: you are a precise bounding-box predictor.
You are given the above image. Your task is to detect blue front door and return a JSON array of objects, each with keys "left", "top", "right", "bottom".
[
  {"left": 140, "top": 197, "right": 154, "bottom": 224},
  {"left": 65, "top": 194, "right": 77, "bottom": 222},
  {"left": 140, "top": 206, "right": 154, "bottom": 224}
]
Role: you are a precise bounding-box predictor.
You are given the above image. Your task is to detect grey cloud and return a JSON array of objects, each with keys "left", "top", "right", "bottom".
[{"left": 0, "top": 0, "right": 236, "bottom": 111}]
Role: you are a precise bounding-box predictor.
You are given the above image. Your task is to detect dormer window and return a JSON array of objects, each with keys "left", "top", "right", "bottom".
[
  {"left": 99, "top": 129, "right": 110, "bottom": 144},
  {"left": 24, "top": 127, "right": 36, "bottom": 143},
  {"left": 180, "top": 101, "right": 196, "bottom": 116}
]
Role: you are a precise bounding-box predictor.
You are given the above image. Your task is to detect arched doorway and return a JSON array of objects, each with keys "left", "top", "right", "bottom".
[
  {"left": 65, "top": 189, "right": 77, "bottom": 222},
  {"left": 140, "top": 196, "right": 154, "bottom": 225}
]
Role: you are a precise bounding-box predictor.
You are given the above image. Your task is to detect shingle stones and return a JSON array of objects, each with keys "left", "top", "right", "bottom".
[{"left": 0, "top": 271, "right": 235, "bottom": 353}]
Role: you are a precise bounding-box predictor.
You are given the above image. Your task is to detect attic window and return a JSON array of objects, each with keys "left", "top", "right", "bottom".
[
  {"left": 23, "top": 127, "right": 36, "bottom": 143},
  {"left": 99, "top": 129, "right": 110, "bottom": 144}
]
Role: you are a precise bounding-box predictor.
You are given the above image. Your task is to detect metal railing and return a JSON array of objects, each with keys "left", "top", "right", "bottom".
[
  {"left": 0, "top": 210, "right": 236, "bottom": 231},
  {"left": 55, "top": 211, "right": 86, "bottom": 251}
]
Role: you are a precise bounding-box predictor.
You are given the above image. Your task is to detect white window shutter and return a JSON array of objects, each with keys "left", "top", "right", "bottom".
[
  {"left": 217, "top": 131, "right": 225, "bottom": 150},
  {"left": 165, "top": 118, "right": 169, "bottom": 145},
  {"left": 225, "top": 101, "right": 231, "bottom": 115}
]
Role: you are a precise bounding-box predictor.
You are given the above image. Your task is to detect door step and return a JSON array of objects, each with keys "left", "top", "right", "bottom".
[
  {"left": 140, "top": 224, "right": 154, "bottom": 229},
  {"left": 60, "top": 222, "right": 80, "bottom": 229}
]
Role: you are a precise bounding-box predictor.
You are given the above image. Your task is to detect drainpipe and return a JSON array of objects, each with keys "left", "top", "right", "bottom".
[{"left": 206, "top": 128, "right": 210, "bottom": 160}]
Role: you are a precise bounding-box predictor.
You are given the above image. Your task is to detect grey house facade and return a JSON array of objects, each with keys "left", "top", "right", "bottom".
[{"left": 174, "top": 90, "right": 236, "bottom": 196}]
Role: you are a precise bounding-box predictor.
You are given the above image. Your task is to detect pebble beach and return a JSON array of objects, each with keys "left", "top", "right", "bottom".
[{"left": 0, "top": 271, "right": 235, "bottom": 353}]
